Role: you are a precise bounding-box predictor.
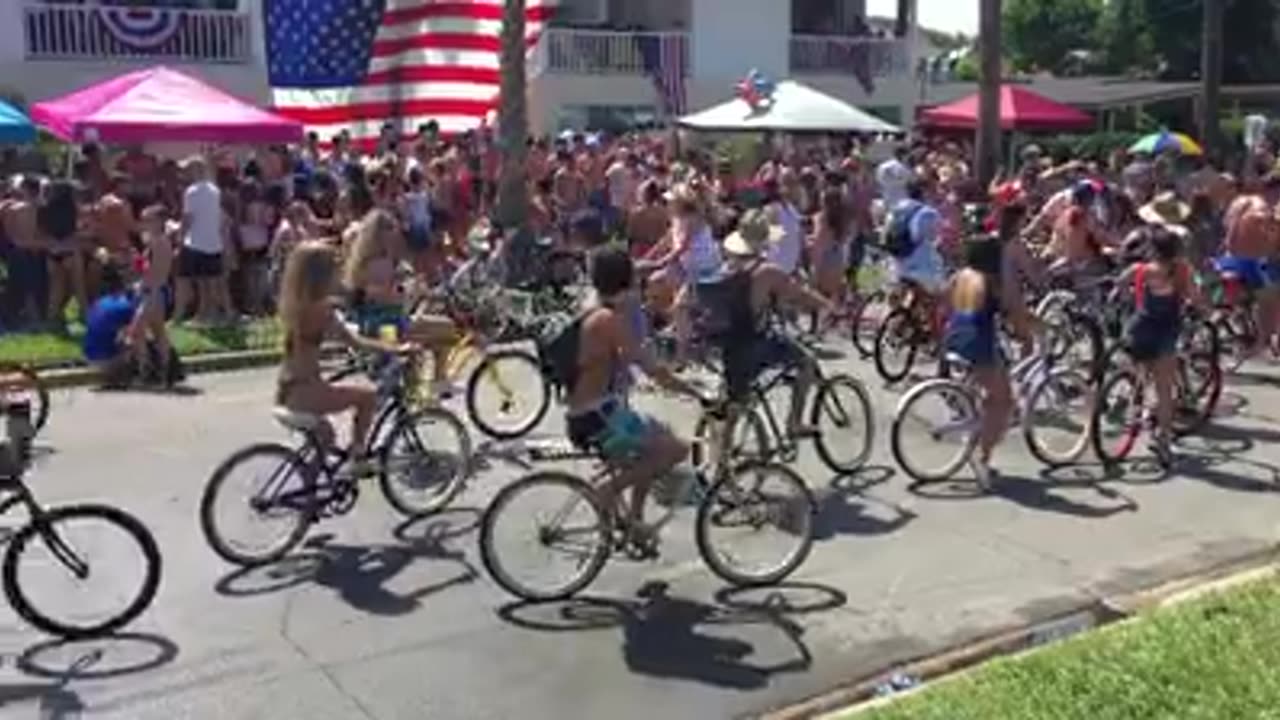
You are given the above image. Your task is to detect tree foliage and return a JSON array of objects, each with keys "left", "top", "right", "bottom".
[{"left": 1002, "top": 0, "right": 1103, "bottom": 73}]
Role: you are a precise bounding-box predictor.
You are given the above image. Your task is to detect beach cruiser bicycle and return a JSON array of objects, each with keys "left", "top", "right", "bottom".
[
  {"left": 200, "top": 355, "right": 473, "bottom": 567},
  {"left": 479, "top": 404, "right": 817, "bottom": 601},
  {"left": 890, "top": 338, "right": 1096, "bottom": 483},
  {"left": 0, "top": 400, "right": 160, "bottom": 638}
]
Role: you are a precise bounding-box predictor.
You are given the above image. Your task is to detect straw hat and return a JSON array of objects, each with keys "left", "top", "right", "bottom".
[
  {"left": 724, "top": 209, "right": 784, "bottom": 257},
  {"left": 1138, "top": 191, "right": 1191, "bottom": 226}
]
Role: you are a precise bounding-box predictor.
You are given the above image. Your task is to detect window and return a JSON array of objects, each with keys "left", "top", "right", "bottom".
[
  {"left": 557, "top": 105, "right": 661, "bottom": 133},
  {"left": 554, "top": 0, "right": 607, "bottom": 26}
]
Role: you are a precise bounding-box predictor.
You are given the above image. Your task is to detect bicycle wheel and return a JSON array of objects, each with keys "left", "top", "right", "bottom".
[
  {"left": 0, "top": 363, "right": 49, "bottom": 434},
  {"left": 873, "top": 307, "right": 920, "bottom": 384},
  {"left": 690, "top": 409, "right": 770, "bottom": 486},
  {"left": 810, "top": 374, "right": 875, "bottom": 474},
  {"left": 890, "top": 379, "right": 979, "bottom": 482},
  {"left": 1174, "top": 352, "right": 1221, "bottom": 436},
  {"left": 200, "top": 443, "right": 315, "bottom": 566},
  {"left": 465, "top": 349, "right": 551, "bottom": 440},
  {"left": 4, "top": 504, "right": 161, "bottom": 639},
  {"left": 696, "top": 461, "right": 815, "bottom": 587},
  {"left": 379, "top": 407, "right": 472, "bottom": 517},
  {"left": 479, "top": 471, "right": 611, "bottom": 601},
  {"left": 1216, "top": 309, "right": 1254, "bottom": 373},
  {"left": 1091, "top": 369, "right": 1146, "bottom": 465},
  {"left": 849, "top": 290, "right": 889, "bottom": 358},
  {"left": 1023, "top": 368, "right": 1093, "bottom": 467},
  {"left": 1048, "top": 312, "right": 1103, "bottom": 380}
]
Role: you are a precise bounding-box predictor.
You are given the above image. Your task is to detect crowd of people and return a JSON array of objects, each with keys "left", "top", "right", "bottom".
[{"left": 2, "top": 120, "right": 1277, "bottom": 506}]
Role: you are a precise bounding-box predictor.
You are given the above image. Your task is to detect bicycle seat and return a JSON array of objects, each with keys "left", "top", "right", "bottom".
[
  {"left": 272, "top": 407, "right": 325, "bottom": 433},
  {"left": 943, "top": 352, "right": 974, "bottom": 376}
]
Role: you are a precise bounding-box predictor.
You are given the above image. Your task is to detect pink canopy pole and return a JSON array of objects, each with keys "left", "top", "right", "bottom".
[{"left": 30, "top": 66, "right": 302, "bottom": 144}]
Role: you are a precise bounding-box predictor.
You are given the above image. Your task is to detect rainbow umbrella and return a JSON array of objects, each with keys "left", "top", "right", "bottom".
[{"left": 1129, "top": 130, "right": 1203, "bottom": 156}]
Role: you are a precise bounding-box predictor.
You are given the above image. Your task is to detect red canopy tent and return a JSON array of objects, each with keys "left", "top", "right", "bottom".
[{"left": 920, "top": 85, "right": 1093, "bottom": 131}]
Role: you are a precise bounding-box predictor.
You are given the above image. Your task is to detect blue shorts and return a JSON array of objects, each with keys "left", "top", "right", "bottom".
[
  {"left": 945, "top": 314, "right": 1000, "bottom": 368},
  {"left": 566, "top": 399, "right": 657, "bottom": 460},
  {"left": 1215, "top": 255, "right": 1275, "bottom": 292},
  {"left": 406, "top": 223, "right": 431, "bottom": 252}
]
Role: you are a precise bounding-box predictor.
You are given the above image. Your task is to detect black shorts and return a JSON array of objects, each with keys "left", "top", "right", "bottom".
[{"left": 179, "top": 247, "right": 222, "bottom": 278}]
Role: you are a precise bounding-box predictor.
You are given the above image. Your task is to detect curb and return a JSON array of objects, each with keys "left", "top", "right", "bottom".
[
  {"left": 761, "top": 546, "right": 1279, "bottom": 720},
  {"left": 39, "top": 349, "right": 283, "bottom": 390}
]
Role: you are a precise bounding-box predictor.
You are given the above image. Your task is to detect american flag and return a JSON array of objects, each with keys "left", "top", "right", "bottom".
[
  {"left": 635, "top": 34, "right": 688, "bottom": 117},
  {"left": 264, "top": 0, "right": 554, "bottom": 142}
]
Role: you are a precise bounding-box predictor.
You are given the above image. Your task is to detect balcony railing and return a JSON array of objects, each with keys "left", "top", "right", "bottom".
[
  {"left": 540, "top": 28, "right": 690, "bottom": 75},
  {"left": 790, "top": 35, "right": 909, "bottom": 77},
  {"left": 23, "top": 4, "right": 251, "bottom": 64}
]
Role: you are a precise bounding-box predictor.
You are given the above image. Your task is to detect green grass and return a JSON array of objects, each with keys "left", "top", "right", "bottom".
[
  {"left": 850, "top": 577, "right": 1280, "bottom": 720},
  {"left": 0, "top": 317, "right": 283, "bottom": 367}
]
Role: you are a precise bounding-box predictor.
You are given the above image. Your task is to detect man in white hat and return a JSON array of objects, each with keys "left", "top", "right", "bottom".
[{"left": 712, "top": 210, "right": 834, "bottom": 440}]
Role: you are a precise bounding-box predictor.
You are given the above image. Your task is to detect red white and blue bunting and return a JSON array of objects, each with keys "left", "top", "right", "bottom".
[{"left": 98, "top": 3, "right": 184, "bottom": 49}]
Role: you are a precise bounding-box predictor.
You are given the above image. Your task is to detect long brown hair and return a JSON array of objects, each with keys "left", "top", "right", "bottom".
[
  {"left": 279, "top": 241, "right": 337, "bottom": 335},
  {"left": 342, "top": 209, "right": 399, "bottom": 290},
  {"left": 820, "top": 187, "right": 847, "bottom": 238}
]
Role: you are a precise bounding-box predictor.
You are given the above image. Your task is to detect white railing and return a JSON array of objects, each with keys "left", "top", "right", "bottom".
[
  {"left": 23, "top": 4, "right": 251, "bottom": 64},
  {"left": 790, "top": 35, "right": 910, "bottom": 77},
  {"left": 541, "top": 28, "right": 690, "bottom": 75}
]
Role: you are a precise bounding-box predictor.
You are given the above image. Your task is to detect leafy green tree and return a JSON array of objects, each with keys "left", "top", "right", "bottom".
[
  {"left": 1096, "top": 0, "right": 1154, "bottom": 75},
  {"left": 1140, "top": 0, "right": 1278, "bottom": 83},
  {"left": 1002, "top": 0, "right": 1102, "bottom": 72}
]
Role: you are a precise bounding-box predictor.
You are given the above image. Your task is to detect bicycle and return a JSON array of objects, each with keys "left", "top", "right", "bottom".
[
  {"left": 890, "top": 341, "right": 1096, "bottom": 483},
  {"left": 690, "top": 335, "right": 875, "bottom": 480},
  {"left": 478, "top": 432, "right": 816, "bottom": 602},
  {"left": 0, "top": 363, "right": 49, "bottom": 437},
  {"left": 0, "top": 400, "right": 160, "bottom": 639},
  {"left": 201, "top": 357, "right": 472, "bottom": 567},
  {"left": 1090, "top": 322, "right": 1223, "bottom": 466},
  {"left": 872, "top": 281, "right": 946, "bottom": 384}
]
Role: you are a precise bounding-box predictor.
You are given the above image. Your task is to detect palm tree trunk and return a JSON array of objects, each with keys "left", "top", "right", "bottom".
[{"left": 495, "top": 0, "right": 529, "bottom": 231}]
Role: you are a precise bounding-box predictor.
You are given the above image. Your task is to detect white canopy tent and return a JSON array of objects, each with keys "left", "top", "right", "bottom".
[{"left": 678, "top": 80, "right": 902, "bottom": 134}]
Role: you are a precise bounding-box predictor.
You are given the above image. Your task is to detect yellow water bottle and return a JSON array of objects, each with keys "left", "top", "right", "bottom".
[{"left": 379, "top": 324, "right": 399, "bottom": 345}]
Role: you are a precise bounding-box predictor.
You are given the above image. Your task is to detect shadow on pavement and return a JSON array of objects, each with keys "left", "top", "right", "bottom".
[
  {"left": 994, "top": 474, "right": 1138, "bottom": 518},
  {"left": 17, "top": 632, "right": 179, "bottom": 681},
  {"left": 813, "top": 466, "right": 917, "bottom": 541},
  {"left": 0, "top": 682, "right": 83, "bottom": 720},
  {"left": 497, "top": 581, "right": 826, "bottom": 690},
  {"left": 214, "top": 508, "right": 480, "bottom": 615}
]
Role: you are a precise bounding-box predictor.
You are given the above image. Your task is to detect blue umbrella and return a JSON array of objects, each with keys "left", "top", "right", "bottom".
[{"left": 0, "top": 100, "right": 35, "bottom": 144}]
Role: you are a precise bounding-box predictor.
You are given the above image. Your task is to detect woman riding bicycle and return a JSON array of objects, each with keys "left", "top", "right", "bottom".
[
  {"left": 1119, "top": 224, "right": 1205, "bottom": 467},
  {"left": 942, "top": 217, "right": 1037, "bottom": 489},
  {"left": 277, "top": 241, "right": 414, "bottom": 477}
]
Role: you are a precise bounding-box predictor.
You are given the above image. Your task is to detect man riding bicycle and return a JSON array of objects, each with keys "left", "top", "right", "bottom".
[
  {"left": 711, "top": 210, "right": 834, "bottom": 443},
  {"left": 1216, "top": 173, "right": 1280, "bottom": 356}
]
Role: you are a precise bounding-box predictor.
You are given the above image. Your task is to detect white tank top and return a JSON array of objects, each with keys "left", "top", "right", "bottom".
[{"left": 681, "top": 222, "right": 722, "bottom": 280}]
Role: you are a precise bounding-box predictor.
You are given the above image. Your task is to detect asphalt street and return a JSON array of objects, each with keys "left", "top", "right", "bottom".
[{"left": 2, "top": 344, "right": 1280, "bottom": 720}]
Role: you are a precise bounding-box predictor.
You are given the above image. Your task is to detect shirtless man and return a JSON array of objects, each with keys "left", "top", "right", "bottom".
[
  {"left": 1, "top": 176, "right": 47, "bottom": 326},
  {"left": 95, "top": 174, "right": 137, "bottom": 281},
  {"left": 129, "top": 205, "right": 175, "bottom": 384},
  {"left": 1045, "top": 181, "right": 1112, "bottom": 276},
  {"left": 1217, "top": 174, "right": 1280, "bottom": 353},
  {"left": 552, "top": 150, "right": 587, "bottom": 217}
]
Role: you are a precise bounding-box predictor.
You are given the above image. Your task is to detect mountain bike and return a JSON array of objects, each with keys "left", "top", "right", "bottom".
[
  {"left": 0, "top": 400, "right": 160, "bottom": 639},
  {"left": 201, "top": 357, "right": 472, "bottom": 567}
]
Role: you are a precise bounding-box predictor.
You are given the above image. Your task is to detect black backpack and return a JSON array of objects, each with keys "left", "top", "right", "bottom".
[
  {"left": 535, "top": 309, "right": 592, "bottom": 398},
  {"left": 883, "top": 201, "right": 924, "bottom": 258},
  {"left": 695, "top": 264, "right": 757, "bottom": 343}
]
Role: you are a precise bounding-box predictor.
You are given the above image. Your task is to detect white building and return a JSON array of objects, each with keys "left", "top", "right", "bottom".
[{"left": 0, "top": 0, "right": 921, "bottom": 136}]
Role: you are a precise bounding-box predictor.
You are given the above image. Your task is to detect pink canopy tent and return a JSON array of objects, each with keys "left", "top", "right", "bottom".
[
  {"left": 30, "top": 66, "right": 302, "bottom": 144},
  {"left": 920, "top": 85, "right": 1093, "bottom": 132}
]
